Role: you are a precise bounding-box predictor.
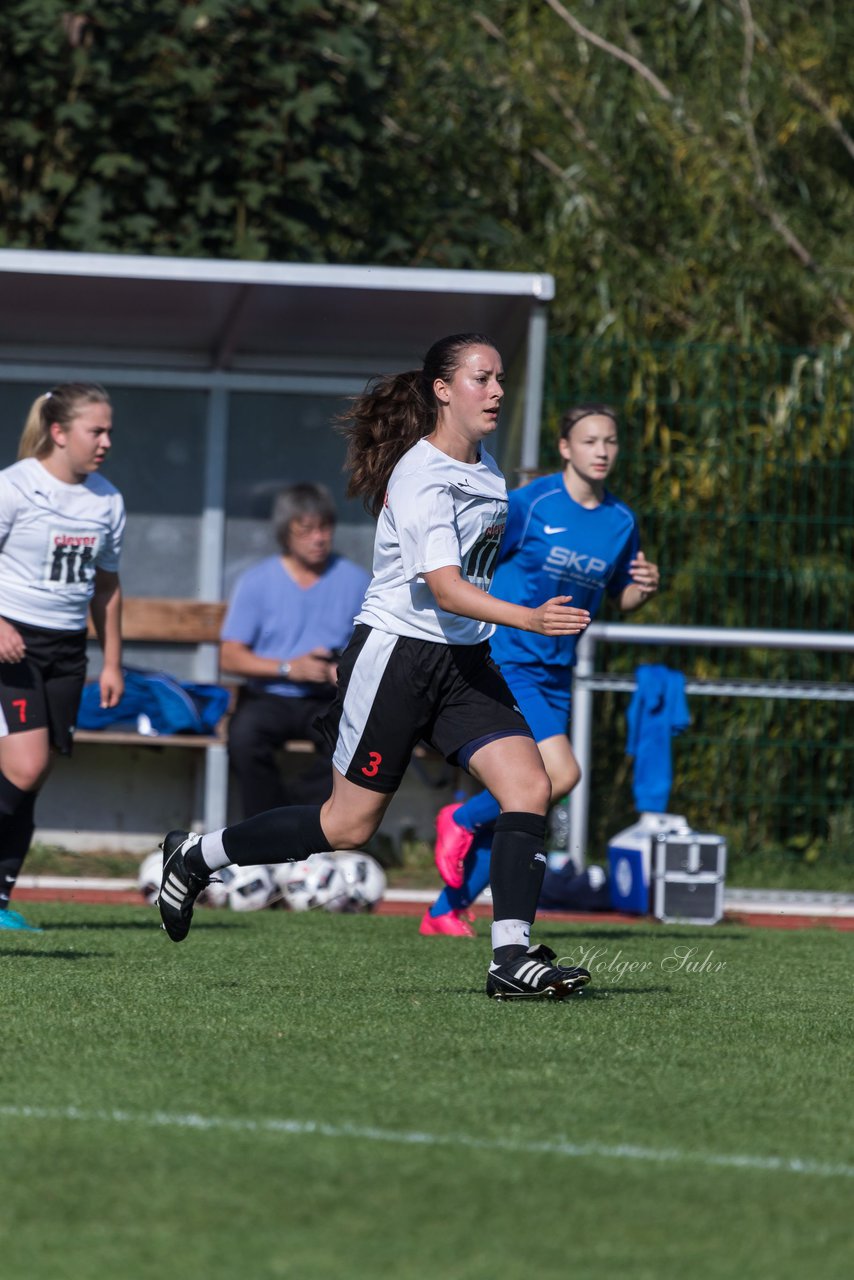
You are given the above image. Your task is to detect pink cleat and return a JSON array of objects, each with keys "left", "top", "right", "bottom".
[
  {"left": 419, "top": 907, "right": 476, "bottom": 937},
  {"left": 434, "top": 803, "right": 474, "bottom": 888}
]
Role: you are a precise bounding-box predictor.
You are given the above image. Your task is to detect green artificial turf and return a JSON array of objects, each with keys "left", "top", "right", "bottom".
[{"left": 1, "top": 904, "right": 852, "bottom": 1280}]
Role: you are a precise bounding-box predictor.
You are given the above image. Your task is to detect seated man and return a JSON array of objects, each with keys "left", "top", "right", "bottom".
[{"left": 221, "top": 483, "right": 370, "bottom": 817}]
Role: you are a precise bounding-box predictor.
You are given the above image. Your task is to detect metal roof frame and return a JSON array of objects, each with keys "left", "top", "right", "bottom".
[
  {"left": 0, "top": 247, "right": 555, "bottom": 662},
  {"left": 0, "top": 245, "right": 553, "bottom": 456}
]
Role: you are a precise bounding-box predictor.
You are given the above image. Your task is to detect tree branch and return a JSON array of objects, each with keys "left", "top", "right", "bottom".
[
  {"left": 737, "top": 0, "right": 767, "bottom": 192},
  {"left": 743, "top": 6, "right": 854, "bottom": 165},
  {"left": 542, "top": 0, "right": 853, "bottom": 329},
  {"left": 542, "top": 0, "right": 674, "bottom": 103}
]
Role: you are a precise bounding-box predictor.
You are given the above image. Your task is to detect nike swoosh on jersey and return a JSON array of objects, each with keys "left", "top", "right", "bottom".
[{"left": 543, "top": 525, "right": 568, "bottom": 534}]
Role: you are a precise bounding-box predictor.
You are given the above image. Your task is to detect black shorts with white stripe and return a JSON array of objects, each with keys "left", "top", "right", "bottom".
[
  {"left": 0, "top": 619, "right": 87, "bottom": 754},
  {"left": 317, "top": 623, "right": 532, "bottom": 793}
]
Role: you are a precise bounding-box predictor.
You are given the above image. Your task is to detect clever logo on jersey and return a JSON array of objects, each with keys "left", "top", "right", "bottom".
[
  {"left": 544, "top": 544, "right": 609, "bottom": 585},
  {"left": 46, "top": 531, "right": 100, "bottom": 586}
]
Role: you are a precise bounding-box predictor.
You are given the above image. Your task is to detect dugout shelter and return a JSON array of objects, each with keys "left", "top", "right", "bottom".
[{"left": 0, "top": 248, "right": 554, "bottom": 848}]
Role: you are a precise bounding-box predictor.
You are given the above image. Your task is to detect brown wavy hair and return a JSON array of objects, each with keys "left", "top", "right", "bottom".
[
  {"left": 18, "top": 382, "right": 111, "bottom": 460},
  {"left": 338, "top": 333, "right": 497, "bottom": 516}
]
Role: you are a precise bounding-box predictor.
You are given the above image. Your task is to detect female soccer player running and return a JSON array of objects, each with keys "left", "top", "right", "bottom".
[
  {"left": 422, "top": 403, "right": 660, "bottom": 936},
  {"left": 157, "top": 333, "right": 593, "bottom": 1001}
]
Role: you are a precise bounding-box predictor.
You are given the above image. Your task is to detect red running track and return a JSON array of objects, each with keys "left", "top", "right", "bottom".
[{"left": 12, "top": 885, "right": 854, "bottom": 931}]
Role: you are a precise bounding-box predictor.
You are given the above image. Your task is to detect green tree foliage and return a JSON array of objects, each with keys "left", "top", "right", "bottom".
[
  {"left": 0, "top": 0, "right": 389, "bottom": 260},
  {"left": 379, "top": 0, "right": 854, "bottom": 345},
  {"left": 2, "top": 2, "right": 851, "bottom": 342}
]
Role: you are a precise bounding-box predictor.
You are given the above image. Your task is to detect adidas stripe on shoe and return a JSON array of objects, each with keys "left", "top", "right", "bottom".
[
  {"left": 157, "top": 830, "right": 212, "bottom": 942},
  {"left": 486, "top": 943, "right": 591, "bottom": 1001}
]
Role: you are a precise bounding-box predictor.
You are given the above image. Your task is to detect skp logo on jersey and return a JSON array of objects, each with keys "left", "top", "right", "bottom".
[{"left": 544, "top": 544, "right": 609, "bottom": 583}]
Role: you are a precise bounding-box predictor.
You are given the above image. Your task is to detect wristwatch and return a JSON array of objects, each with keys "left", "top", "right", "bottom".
[{"left": 278, "top": 661, "right": 291, "bottom": 678}]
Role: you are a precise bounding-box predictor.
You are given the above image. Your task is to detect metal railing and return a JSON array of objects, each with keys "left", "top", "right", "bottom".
[{"left": 569, "top": 623, "right": 854, "bottom": 865}]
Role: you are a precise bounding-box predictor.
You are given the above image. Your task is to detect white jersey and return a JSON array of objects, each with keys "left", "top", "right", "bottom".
[
  {"left": 0, "top": 457, "right": 125, "bottom": 631},
  {"left": 356, "top": 437, "right": 507, "bottom": 644}
]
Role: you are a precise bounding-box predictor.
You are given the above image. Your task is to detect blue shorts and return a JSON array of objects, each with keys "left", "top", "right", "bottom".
[{"left": 497, "top": 661, "right": 571, "bottom": 743}]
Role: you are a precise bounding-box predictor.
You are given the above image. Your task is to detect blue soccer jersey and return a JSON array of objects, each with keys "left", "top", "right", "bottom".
[{"left": 489, "top": 473, "right": 639, "bottom": 669}]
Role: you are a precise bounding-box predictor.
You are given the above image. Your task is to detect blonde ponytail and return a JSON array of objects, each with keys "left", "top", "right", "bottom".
[{"left": 17, "top": 394, "right": 53, "bottom": 460}]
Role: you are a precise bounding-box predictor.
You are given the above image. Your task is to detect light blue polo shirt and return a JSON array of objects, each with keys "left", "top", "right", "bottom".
[{"left": 221, "top": 554, "right": 370, "bottom": 698}]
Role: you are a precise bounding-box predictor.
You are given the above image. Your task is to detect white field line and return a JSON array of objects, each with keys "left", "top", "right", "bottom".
[{"left": 1, "top": 1104, "right": 851, "bottom": 1180}]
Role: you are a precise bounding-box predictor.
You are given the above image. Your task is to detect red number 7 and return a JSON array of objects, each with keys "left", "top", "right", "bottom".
[{"left": 12, "top": 698, "right": 27, "bottom": 725}]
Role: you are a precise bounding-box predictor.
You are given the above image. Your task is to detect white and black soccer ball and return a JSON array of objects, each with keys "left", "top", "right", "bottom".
[
  {"left": 137, "top": 850, "right": 163, "bottom": 905},
  {"left": 334, "top": 852, "right": 387, "bottom": 912},
  {"left": 199, "top": 863, "right": 239, "bottom": 909},
  {"left": 274, "top": 853, "right": 349, "bottom": 912},
  {"left": 226, "top": 863, "right": 276, "bottom": 912}
]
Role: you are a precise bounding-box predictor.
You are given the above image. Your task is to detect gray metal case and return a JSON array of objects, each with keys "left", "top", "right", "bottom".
[{"left": 652, "top": 834, "right": 727, "bottom": 925}]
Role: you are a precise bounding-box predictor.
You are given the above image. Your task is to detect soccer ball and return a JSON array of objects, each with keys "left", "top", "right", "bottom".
[
  {"left": 334, "top": 852, "right": 386, "bottom": 912},
  {"left": 199, "top": 863, "right": 239, "bottom": 909},
  {"left": 137, "top": 850, "right": 163, "bottom": 905},
  {"left": 226, "top": 863, "right": 276, "bottom": 912},
  {"left": 274, "top": 853, "right": 349, "bottom": 912}
]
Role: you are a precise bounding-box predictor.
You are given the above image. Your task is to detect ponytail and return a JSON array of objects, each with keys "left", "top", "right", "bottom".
[
  {"left": 338, "top": 370, "right": 433, "bottom": 517},
  {"left": 18, "top": 395, "right": 52, "bottom": 460}
]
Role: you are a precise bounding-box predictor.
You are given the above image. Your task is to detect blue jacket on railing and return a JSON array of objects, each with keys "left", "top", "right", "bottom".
[{"left": 626, "top": 664, "right": 691, "bottom": 812}]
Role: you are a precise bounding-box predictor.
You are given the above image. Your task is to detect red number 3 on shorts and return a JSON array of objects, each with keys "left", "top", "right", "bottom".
[{"left": 361, "top": 751, "right": 382, "bottom": 778}]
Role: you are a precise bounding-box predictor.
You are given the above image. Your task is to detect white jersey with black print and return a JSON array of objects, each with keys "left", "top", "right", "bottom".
[
  {"left": 0, "top": 457, "right": 125, "bottom": 631},
  {"left": 356, "top": 437, "right": 507, "bottom": 645}
]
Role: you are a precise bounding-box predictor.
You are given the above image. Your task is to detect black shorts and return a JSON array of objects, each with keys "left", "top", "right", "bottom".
[
  {"left": 0, "top": 619, "right": 88, "bottom": 754},
  {"left": 318, "top": 623, "right": 532, "bottom": 793}
]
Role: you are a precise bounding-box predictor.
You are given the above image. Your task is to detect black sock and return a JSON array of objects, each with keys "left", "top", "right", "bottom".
[
  {"left": 0, "top": 770, "right": 30, "bottom": 819},
  {"left": 490, "top": 811, "right": 547, "bottom": 963},
  {"left": 0, "top": 787, "right": 36, "bottom": 908},
  {"left": 221, "top": 805, "right": 333, "bottom": 867}
]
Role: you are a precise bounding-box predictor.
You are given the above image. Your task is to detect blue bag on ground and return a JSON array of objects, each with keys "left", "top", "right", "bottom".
[{"left": 77, "top": 668, "right": 230, "bottom": 736}]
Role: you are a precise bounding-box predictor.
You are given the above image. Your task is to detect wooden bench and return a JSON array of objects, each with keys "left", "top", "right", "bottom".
[
  {"left": 75, "top": 595, "right": 452, "bottom": 835},
  {"left": 78, "top": 597, "right": 230, "bottom": 749},
  {"left": 76, "top": 596, "right": 236, "bottom": 828}
]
